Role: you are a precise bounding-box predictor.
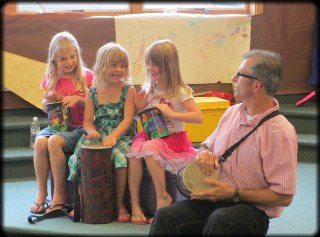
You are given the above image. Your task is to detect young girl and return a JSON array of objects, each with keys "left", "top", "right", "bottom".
[
  {"left": 31, "top": 31, "right": 93, "bottom": 214},
  {"left": 127, "top": 39, "right": 203, "bottom": 224},
  {"left": 68, "top": 42, "right": 137, "bottom": 223}
]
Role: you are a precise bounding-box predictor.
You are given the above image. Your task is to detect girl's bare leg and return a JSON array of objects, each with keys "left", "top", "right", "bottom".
[
  {"left": 47, "top": 135, "right": 68, "bottom": 211},
  {"left": 31, "top": 136, "right": 50, "bottom": 212},
  {"left": 128, "top": 157, "right": 147, "bottom": 223},
  {"left": 114, "top": 167, "right": 130, "bottom": 221},
  {"left": 144, "top": 156, "right": 172, "bottom": 209}
]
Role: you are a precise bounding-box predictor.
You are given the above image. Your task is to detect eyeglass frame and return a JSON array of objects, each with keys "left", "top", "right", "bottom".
[{"left": 236, "top": 72, "right": 260, "bottom": 81}]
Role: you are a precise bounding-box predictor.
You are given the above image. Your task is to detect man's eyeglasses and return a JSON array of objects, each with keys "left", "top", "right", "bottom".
[{"left": 236, "top": 72, "right": 259, "bottom": 81}]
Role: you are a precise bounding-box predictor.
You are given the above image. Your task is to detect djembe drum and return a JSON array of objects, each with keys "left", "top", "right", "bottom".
[
  {"left": 79, "top": 143, "right": 114, "bottom": 224},
  {"left": 177, "top": 160, "right": 218, "bottom": 198},
  {"left": 138, "top": 107, "right": 170, "bottom": 140}
]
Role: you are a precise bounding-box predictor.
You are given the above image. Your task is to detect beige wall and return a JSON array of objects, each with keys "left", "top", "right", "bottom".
[{"left": 2, "top": 2, "right": 317, "bottom": 109}]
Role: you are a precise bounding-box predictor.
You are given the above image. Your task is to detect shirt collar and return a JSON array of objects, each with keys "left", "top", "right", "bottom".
[{"left": 239, "top": 99, "right": 280, "bottom": 127}]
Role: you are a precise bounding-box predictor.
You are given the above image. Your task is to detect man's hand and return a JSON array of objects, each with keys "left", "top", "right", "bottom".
[
  {"left": 195, "top": 150, "right": 220, "bottom": 176},
  {"left": 191, "top": 178, "right": 235, "bottom": 202}
]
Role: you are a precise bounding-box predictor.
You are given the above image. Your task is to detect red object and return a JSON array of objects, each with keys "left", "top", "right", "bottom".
[
  {"left": 295, "top": 90, "right": 316, "bottom": 106},
  {"left": 204, "top": 91, "right": 235, "bottom": 105}
]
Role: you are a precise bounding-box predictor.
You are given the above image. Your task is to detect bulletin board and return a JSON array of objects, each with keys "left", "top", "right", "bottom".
[
  {"left": 4, "top": 51, "right": 46, "bottom": 109},
  {"left": 115, "top": 13, "right": 251, "bottom": 85}
]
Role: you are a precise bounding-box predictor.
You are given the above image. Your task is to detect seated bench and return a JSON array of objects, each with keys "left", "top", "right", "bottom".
[
  {"left": 124, "top": 161, "right": 187, "bottom": 216},
  {"left": 50, "top": 154, "right": 187, "bottom": 216}
]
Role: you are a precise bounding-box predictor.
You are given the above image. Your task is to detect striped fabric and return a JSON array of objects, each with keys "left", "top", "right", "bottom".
[{"left": 202, "top": 100, "right": 298, "bottom": 218}]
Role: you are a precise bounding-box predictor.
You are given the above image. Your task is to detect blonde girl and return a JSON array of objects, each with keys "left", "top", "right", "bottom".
[
  {"left": 68, "top": 42, "right": 136, "bottom": 223},
  {"left": 127, "top": 39, "right": 203, "bottom": 224},
  {"left": 31, "top": 31, "right": 93, "bottom": 214}
]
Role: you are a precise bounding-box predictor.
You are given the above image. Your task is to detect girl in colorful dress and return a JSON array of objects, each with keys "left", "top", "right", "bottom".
[
  {"left": 68, "top": 42, "right": 136, "bottom": 223},
  {"left": 31, "top": 31, "right": 93, "bottom": 214},
  {"left": 127, "top": 39, "right": 203, "bottom": 224}
]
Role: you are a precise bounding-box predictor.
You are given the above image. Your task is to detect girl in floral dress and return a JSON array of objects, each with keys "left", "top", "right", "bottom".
[{"left": 68, "top": 42, "right": 136, "bottom": 223}]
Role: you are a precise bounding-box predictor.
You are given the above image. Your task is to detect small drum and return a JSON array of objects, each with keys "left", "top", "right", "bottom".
[
  {"left": 138, "top": 107, "right": 170, "bottom": 140},
  {"left": 79, "top": 143, "right": 114, "bottom": 224},
  {"left": 46, "top": 102, "right": 71, "bottom": 133},
  {"left": 177, "top": 160, "right": 218, "bottom": 198}
]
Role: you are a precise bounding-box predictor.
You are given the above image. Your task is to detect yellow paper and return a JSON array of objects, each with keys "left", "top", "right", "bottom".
[
  {"left": 115, "top": 13, "right": 251, "bottom": 85},
  {"left": 4, "top": 51, "right": 46, "bottom": 109}
]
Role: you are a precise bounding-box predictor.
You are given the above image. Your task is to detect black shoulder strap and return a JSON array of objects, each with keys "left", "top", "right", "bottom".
[{"left": 219, "top": 110, "right": 280, "bottom": 163}]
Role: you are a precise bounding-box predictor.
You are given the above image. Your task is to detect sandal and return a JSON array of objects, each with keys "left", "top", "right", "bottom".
[
  {"left": 131, "top": 213, "right": 149, "bottom": 225},
  {"left": 46, "top": 203, "right": 72, "bottom": 214},
  {"left": 116, "top": 210, "right": 131, "bottom": 223},
  {"left": 30, "top": 201, "right": 50, "bottom": 214},
  {"left": 148, "top": 217, "right": 154, "bottom": 224}
]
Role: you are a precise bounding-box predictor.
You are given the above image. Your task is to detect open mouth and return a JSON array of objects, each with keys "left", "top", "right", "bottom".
[{"left": 112, "top": 73, "right": 122, "bottom": 78}]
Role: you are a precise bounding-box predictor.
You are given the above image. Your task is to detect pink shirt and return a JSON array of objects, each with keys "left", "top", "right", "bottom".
[
  {"left": 41, "top": 68, "right": 94, "bottom": 127},
  {"left": 202, "top": 99, "right": 298, "bottom": 218}
]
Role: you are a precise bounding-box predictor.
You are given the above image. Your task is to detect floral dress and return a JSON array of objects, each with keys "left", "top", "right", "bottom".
[{"left": 68, "top": 84, "right": 137, "bottom": 181}]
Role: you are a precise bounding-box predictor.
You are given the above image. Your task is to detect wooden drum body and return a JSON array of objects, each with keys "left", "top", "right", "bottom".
[
  {"left": 79, "top": 143, "right": 114, "bottom": 224},
  {"left": 138, "top": 107, "right": 170, "bottom": 140},
  {"left": 177, "top": 160, "right": 218, "bottom": 198}
]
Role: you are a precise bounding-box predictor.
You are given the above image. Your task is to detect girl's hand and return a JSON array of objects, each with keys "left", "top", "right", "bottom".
[
  {"left": 61, "top": 95, "right": 79, "bottom": 108},
  {"left": 155, "top": 103, "right": 174, "bottom": 119},
  {"left": 44, "top": 91, "right": 62, "bottom": 103},
  {"left": 84, "top": 129, "right": 101, "bottom": 140},
  {"left": 101, "top": 135, "right": 117, "bottom": 147}
]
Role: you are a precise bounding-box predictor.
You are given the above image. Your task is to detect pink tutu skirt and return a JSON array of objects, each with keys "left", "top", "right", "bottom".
[{"left": 127, "top": 130, "right": 196, "bottom": 174}]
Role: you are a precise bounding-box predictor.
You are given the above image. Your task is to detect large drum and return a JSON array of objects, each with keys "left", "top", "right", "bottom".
[
  {"left": 46, "top": 102, "right": 71, "bottom": 133},
  {"left": 138, "top": 107, "right": 170, "bottom": 140},
  {"left": 79, "top": 143, "right": 114, "bottom": 224},
  {"left": 177, "top": 160, "right": 218, "bottom": 198}
]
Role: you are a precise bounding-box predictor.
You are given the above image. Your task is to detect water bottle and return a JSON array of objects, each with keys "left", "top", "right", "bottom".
[{"left": 30, "top": 117, "right": 40, "bottom": 148}]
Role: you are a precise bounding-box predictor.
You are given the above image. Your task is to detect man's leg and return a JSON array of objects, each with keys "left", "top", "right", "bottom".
[
  {"left": 149, "top": 199, "right": 218, "bottom": 236},
  {"left": 203, "top": 203, "right": 269, "bottom": 236}
]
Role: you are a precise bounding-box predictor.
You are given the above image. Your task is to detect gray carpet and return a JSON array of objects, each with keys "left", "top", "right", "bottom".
[{"left": 2, "top": 163, "right": 318, "bottom": 236}]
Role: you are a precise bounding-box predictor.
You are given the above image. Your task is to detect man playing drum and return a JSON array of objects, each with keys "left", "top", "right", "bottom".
[{"left": 149, "top": 49, "right": 298, "bottom": 236}]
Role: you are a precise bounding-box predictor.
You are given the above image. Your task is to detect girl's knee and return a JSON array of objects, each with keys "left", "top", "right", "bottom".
[{"left": 48, "top": 135, "right": 65, "bottom": 150}]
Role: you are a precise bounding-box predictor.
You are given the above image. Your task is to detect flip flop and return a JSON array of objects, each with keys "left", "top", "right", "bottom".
[
  {"left": 30, "top": 201, "right": 50, "bottom": 214},
  {"left": 131, "top": 213, "right": 149, "bottom": 225},
  {"left": 148, "top": 217, "right": 154, "bottom": 224},
  {"left": 46, "top": 203, "right": 73, "bottom": 214}
]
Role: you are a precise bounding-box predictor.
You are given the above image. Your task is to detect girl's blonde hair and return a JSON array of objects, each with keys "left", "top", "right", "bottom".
[
  {"left": 142, "top": 39, "right": 193, "bottom": 97},
  {"left": 93, "top": 42, "right": 132, "bottom": 88},
  {"left": 45, "top": 31, "right": 88, "bottom": 94}
]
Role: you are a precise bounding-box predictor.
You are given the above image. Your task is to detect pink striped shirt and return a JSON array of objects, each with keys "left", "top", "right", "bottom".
[{"left": 202, "top": 99, "right": 298, "bottom": 218}]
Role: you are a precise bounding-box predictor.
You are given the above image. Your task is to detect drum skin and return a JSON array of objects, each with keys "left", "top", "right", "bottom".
[
  {"left": 177, "top": 160, "right": 217, "bottom": 198},
  {"left": 138, "top": 107, "right": 170, "bottom": 140},
  {"left": 79, "top": 143, "right": 114, "bottom": 224}
]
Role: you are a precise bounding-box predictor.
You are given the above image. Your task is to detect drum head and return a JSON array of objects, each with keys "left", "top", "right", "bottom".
[
  {"left": 138, "top": 106, "right": 158, "bottom": 117},
  {"left": 182, "top": 161, "right": 217, "bottom": 193},
  {"left": 80, "top": 143, "right": 112, "bottom": 150},
  {"left": 46, "top": 102, "right": 62, "bottom": 106}
]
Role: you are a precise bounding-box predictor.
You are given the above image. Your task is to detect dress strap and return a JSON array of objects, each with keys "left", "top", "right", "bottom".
[
  {"left": 89, "top": 85, "right": 99, "bottom": 107},
  {"left": 119, "top": 84, "right": 129, "bottom": 104}
]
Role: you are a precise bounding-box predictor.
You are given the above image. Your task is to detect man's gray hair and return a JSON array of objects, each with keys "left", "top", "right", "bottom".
[{"left": 243, "top": 49, "right": 283, "bottom": 96}]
